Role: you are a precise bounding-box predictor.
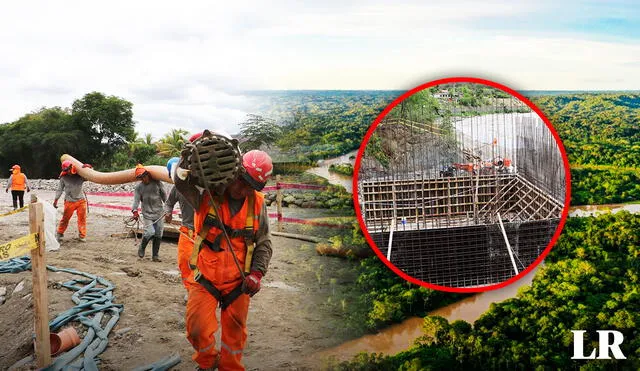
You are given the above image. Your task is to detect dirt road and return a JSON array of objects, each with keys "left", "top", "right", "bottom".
[{"left": 0, "top": 191, "right": 360, "bottom": 370}]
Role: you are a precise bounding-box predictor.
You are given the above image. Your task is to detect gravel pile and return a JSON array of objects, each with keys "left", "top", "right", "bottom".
[{"left": 1, "top": 178, "right": 165, "bottom": 193}]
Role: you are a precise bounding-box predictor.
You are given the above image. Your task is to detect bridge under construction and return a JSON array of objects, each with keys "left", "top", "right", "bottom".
[{"left": 357, "top": 86, "right": 566, "bottom": 288}]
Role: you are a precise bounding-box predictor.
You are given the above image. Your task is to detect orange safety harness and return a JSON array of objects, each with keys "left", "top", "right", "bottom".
[{"left": 189, "top": 194, "right": 256, "bottom": 309}]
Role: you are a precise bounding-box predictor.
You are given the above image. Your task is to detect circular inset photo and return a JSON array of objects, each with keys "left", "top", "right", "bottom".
[{"left": 354, "top": 77, "right": 570, "bottom": 292}]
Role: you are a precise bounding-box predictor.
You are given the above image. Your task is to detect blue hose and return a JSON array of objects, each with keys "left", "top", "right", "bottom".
[{"left": 0, "top": 257, "right": 181, "bottom": 370}]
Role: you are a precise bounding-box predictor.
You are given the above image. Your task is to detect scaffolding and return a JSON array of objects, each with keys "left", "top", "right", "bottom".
[{"left": 358, "top": 83, "right": 565, "bottom": 288}]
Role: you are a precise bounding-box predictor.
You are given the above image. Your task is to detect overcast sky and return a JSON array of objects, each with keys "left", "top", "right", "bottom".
[{"left": 1, "top": 1, "right": 638, "bottom": 137}]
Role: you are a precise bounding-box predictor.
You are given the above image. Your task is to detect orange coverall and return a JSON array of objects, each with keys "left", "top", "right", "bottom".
[
  {"left": 55, "top": 175, "right": 87, "bottom": 239},
  {"left": 178, "top": 226, "right": 195, "bottom": 288},
  {"left": 58, "top": 199, "right": 87, "bottom": 238},
  {"left": 186, "top": 192, "right": 266, "bottom": 370}
]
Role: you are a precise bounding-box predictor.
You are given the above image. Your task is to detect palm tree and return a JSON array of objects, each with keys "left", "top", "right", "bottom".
[
  {"left": 142, "top": 133, "right": 153, "bottom": 145},
  {"left": 130, "top": 132, "right": 153, "bottom": 145},
  {"left": 156, "top": 129, "right": 188, "bottom": 157}
]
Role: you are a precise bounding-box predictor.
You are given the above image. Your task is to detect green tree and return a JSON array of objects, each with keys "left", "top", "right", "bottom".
[
  {"left": 0, "top": 107, "right": 91, "bottom": 178},
  {"left": 239, "top": 114, "right": 282, "bottom": 151},
  {"left": 71, "top": 92, "right": 136, "bottom": 168},
  {"left": 156, "top": 128, "right": 188, "bottom": 157}
]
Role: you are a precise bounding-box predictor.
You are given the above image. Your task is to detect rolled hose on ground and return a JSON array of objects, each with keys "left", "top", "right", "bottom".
[
  {"left": 0, "top": 257, "right": 181, "bottom": 370},
  {"left": 60, "top": 154, "right": 173, "bottom": 184}
]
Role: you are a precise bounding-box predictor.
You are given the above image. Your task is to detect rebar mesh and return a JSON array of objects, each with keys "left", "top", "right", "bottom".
[{"left": 357, "top": 83, "right": 566, "bottom": 288}]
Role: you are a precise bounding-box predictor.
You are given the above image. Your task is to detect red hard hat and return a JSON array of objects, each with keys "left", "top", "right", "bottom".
[
  {"left": 241, "top": 150, "right": 273, "bottom": 191},
  {"left": 11, "top": 164, "right": 20, "bottom": 170},
  {"left": 135, "top": 164, "right": 149, "bottom": 178},
  {"left": 61, "top": 160, "right": 73, "bottom": 171},
  {"left": 189, "top": 132, "right": 203, "bottom": 142},
  {"left": 60, "top": 160, "right": 76, "bottom": 176}
]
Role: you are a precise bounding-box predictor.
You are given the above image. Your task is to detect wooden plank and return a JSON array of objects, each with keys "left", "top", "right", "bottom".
[{"left": 29, "top": 195, "right": 51, "bottom": 368}]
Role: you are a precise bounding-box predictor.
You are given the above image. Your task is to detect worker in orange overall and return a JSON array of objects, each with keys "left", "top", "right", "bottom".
[
  {"left": 5, "top": 164, "right": 31, "bottom": 210},
  {"left": 54, "top": 160, "right": 91, "bottom": 242},
  {"left": 176, "top": 144, "right": 273, "bottom": 371}
]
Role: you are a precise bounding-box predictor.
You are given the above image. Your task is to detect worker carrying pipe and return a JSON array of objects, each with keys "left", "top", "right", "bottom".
[
  {"left": 131, "top": 164, "right": 168, "bottom": 262},
  {"left": 173, "top": 130, "right": 273, "bottom": 371},
  {"left": 59, "top": 154, "right": 173, "bottom": 185},
  {"left": 54, "top": 160, "right": 92, "bottom": 242}
]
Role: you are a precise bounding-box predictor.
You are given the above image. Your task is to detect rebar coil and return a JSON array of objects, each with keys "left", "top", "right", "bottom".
[{"left": 187, "top": 131, "right": 242, "bottom": 193}]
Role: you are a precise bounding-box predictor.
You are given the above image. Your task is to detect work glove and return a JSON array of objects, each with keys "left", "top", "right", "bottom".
[
  {"left": 53, "top": 200, "right": 58, "bottom": 209},
  {"left": 244, "top": 271, "right": 263, "bottom": 297},
  {"left": 82, "top": 163, "right": 93, "bottom": 169},
  {"left": 26, "top": 187, "right": 31, "bottom": 193},
  {"left": 132, "top": 210, "right": 140, "bottom": 220}
]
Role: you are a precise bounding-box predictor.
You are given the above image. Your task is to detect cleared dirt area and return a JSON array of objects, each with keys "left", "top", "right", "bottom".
[{"left": 0, "top": 190, "right": 360, "bottom": 370}]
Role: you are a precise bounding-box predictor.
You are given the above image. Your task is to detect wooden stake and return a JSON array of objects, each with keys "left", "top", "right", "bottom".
[
  {"left": 275, "top": 175, "right": 283, "bottom": 232},
  {"left": 29, "top": 194, "right": 51, "bottom": 367}
]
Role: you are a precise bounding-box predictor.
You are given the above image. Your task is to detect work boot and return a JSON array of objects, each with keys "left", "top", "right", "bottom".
[
  {"left": 151, "top": 237, "right": 162, "bottom": 262},
  {"left": 56, "top": 233, "right": 63, "bottom": 242},
  {"left": 78, "top": 236, "right": 86, "bottom": 242},
  {"left": 195, "top": 354, "right": 220, "bottom": 370},
  {"left": 138, "top": 236, "right": 152, "bottom": 258}
]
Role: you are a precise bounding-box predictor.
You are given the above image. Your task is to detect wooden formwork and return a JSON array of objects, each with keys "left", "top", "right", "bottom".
[{"left": 361, "top": 173, "right": 562, "bottom": 233}]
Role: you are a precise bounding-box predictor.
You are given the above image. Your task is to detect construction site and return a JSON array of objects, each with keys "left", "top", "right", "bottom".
[{"left": 357, "top": 84, "right": 566, "bottom": 288}]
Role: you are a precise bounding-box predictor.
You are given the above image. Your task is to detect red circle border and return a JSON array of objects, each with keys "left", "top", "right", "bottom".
[{"left": 352, "top": 76, "right": 572, "bottom": 293}]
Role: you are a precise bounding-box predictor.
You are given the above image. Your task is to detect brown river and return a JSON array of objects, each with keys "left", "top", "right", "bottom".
[
  {"left": 306, "top": 151, "right": 356, "bottom": 193},
  {"left": 318, "top": 267, "right": 538, "bottom": 361}
]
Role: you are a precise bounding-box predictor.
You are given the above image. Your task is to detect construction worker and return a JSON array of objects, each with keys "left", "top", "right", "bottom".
[
  {"left": 163, "top": 157, "right": 196, "bottom": 288},
  {"left": 131, "top": 164, "right": 167, "bottom": 262},
  {"left": 54, "top": 161, "right": 91, "bottom": 242},
  {"left": 164, "top": 183, "right": 195, "bottom": 289},
  {"left": 178, "top": 148, "right": 273, "bottom": 371},
  {"left": 5, "top": 165, "right": 31, "bottom": 209}
]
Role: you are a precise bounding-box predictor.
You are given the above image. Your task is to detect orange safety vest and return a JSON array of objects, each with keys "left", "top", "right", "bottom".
[
  {"left": 192, "top": 192, "right": 263, "bottom": 288},
  {"left": 11, "top": 173, "right": 26, "bottom": 191}
]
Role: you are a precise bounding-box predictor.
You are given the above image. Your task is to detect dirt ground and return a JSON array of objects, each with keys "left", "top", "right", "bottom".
[{"left": 0, "top": 191, "right": 361, "bottom": 370}]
